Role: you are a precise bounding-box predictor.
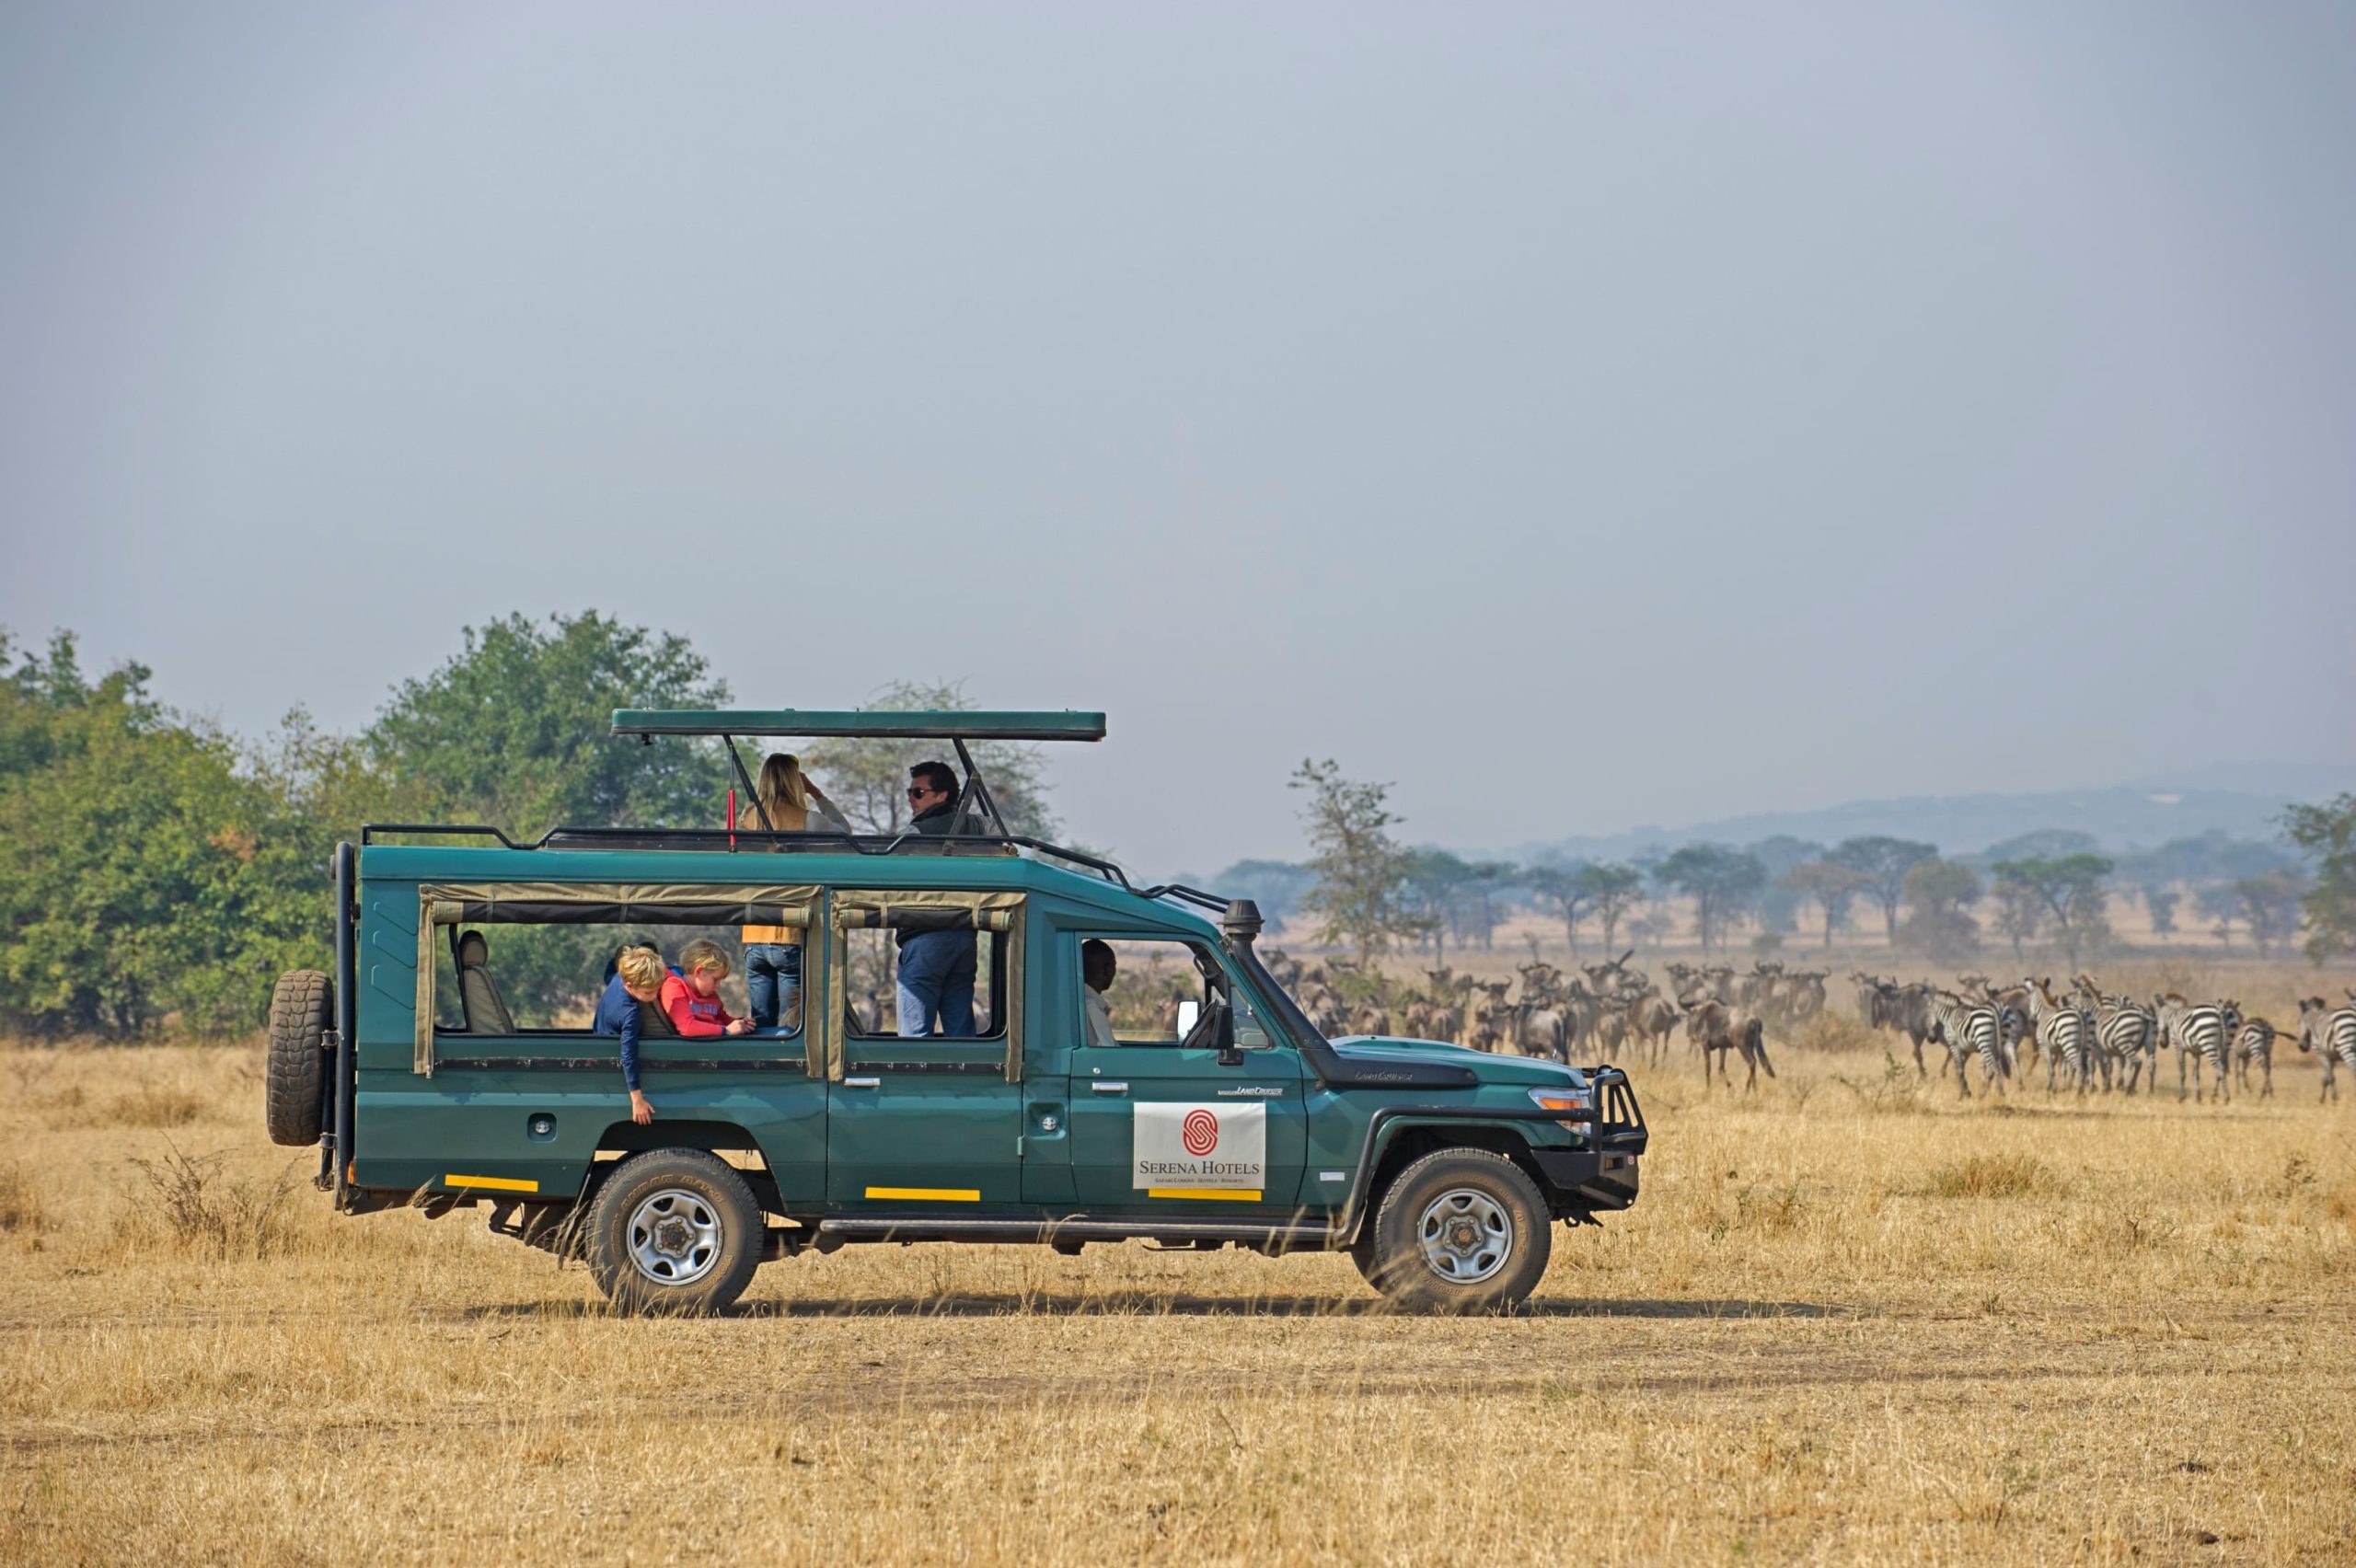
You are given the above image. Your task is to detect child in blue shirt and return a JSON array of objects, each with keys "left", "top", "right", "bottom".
[{"left": 593, "top": 945, "right": 669, "bottom": 1124}]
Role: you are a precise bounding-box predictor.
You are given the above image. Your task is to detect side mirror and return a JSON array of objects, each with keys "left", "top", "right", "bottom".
[{"left": 1211, "top": 1000, "right": 1242, "bottom": 1066}]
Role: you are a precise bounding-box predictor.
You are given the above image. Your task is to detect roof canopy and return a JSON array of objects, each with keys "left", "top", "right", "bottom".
[{"left": 612, "top": 709, "right": 1106, "bottom": 743}]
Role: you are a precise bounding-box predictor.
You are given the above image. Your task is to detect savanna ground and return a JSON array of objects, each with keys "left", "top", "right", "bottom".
[{"left": 3, "top": 958, "right": 2352, "bottom": 1565}]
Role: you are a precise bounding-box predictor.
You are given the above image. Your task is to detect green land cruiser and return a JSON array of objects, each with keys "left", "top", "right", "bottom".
[{"left": 264, "top": 709, "right": 1645, "bottom": 1314}]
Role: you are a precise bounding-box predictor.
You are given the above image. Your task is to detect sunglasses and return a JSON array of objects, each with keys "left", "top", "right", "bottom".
[{"left": 906, "top": 785, "right": 940, "bottom": 799}]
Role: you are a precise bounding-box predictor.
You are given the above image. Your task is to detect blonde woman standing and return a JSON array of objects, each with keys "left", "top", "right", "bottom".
[{"left": 741, "top": 754, "right": 852, "bottom": 1029}]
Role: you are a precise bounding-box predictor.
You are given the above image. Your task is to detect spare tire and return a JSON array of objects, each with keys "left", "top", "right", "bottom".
[{"left": 265, "top": 969, "right": 333, "bottom": 1147}]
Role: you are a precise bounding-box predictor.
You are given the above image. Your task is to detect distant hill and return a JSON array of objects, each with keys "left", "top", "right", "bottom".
[{"left": 1506, "top": 773, "right": 2349, "bottom": 866}]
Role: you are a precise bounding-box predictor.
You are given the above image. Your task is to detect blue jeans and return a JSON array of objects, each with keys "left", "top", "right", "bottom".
[
  {"left": 895, "top": 930, "right": 976, "bottom": 1037},
  {"left": 745, "top": 942, "right": 802, "bottom": 1031}
]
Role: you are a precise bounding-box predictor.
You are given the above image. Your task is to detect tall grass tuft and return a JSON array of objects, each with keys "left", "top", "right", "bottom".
[
  {"left": 0, "top": 1161, "right": 47, "bottom": 1232},
  {"left": 1922, "top": 1153, "right": 2059, "bottom": 1199},
  {"left": 119, "top": 1142, "right": 306, "bottom": 1260}
]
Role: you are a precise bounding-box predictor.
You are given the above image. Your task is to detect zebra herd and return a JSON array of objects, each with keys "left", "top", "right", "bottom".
[
  {"left": 1854, "top": 973, "right": 2356, "bottom": 1104},
  {"left": 1253, "top": 947, "right": 2356, "bottom": 1107}
]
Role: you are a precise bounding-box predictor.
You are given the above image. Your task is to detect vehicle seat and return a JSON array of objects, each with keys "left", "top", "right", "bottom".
[{"left": 454, "top": 930, "right": 515, "bottom": 1035}]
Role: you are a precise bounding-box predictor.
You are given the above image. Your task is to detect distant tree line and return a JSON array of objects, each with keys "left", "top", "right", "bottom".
[{"left": 1237, "top": 777, "right": 2355, "bottom": 972}]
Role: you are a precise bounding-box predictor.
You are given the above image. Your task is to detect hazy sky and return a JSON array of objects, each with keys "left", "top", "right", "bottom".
[{"left": 5, "top": 3, "right": 2352, "bottom": 878}]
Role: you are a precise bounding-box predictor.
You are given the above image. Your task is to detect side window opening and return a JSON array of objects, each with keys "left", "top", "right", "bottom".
[
  {"left": 1079, "top": 938, "right": 1272, "bottom": 1049},
  {"left": 432, "top": 923, "right": 796, "bottom": 1037},
  {"left": 843, "top": 923, "right": 1008, "bottom": 1040}
]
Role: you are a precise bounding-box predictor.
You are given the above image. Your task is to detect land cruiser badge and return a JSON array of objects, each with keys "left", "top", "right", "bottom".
[{"left": 1134, "top": 1102, "right": 1265, "bottom": 1189}]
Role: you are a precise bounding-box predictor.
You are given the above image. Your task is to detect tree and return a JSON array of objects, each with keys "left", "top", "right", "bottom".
[
  {"left": 2143, "top": 886, "right": 2181, "bottom": 936},
  {"left": 2233, "top": 867, "right": 2308, "bottom": 958},
  {"left": 0, "top": 634, "right": 322, "bottom": 1035},
  {"left": 366, "top": 611, "right": 732, "bottom": 837},
  {"left": 1830, "top": 837, "right": 1938, "bottom": 945},
  {"left": 1290, "top": 759, "right": 1428, "bottom": 965},
  {"left": 1989, "top": 878, "right": 2043, "bottom": 963},
  {"left": 2283, "top": 794, "right": 2356, "bottom": 964},
  {"left": 1989, "top": 854, "right": 2114, "bottom": 968},
  {"left": 1781, "top": 861, "right": 1870, "bottom": 949},
  {"left": 1404, "top": 849, "right": 1472, "bottom": 957},
  {"left": 802, "top": 679, "right": 1058, "bottom": 839},
  {"left": 1523, "top": 862, "right": 1594, "bottom": 954},
  {"left": 1654, "top": 845, "right": 1767, "bottom": 954},
  {"left": 1747, "top": 836, "right": 1825, "bottom": 934},
  {"left": 1580, "top": 862, "right": 1645, "bottom": 955},
  {"left": 1898, "top": 859, "right": 1981, "bottom": 963}
]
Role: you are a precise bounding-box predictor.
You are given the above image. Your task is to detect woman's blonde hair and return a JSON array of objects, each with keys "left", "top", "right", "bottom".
[{"left": 755, "top": 753, "right": 809, "bottom": 824}]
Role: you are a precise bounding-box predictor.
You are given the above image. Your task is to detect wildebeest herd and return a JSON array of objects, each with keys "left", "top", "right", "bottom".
[{"left": 1259, "top": 949, "right": 2356, "bottom": 1105}]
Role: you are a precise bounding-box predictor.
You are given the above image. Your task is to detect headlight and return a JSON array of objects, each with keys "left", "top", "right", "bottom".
[{"left": 1528, "top": 1086, "right": 1592, "bottom": 1117}]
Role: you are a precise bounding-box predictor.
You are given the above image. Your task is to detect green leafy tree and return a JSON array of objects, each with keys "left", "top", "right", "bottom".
[
  {"left": 1290, "top": 759, "right": 1427, "bottom": 966},
  {"left": 1898, "top": 859, "right": 1981, "bottom": 963},
  {"left": 0, "top": 634, "right": 321, "bottom": 1035},
  {"left": 365, "top": 611, "right": 732, "bottom": 838},
  {"left": 801, "top": 679, "right": 1058, "bottom": 839},
  {"left": 1990, "top": 854, "right": 2114, "bottom": 968},
  {"left": 1654, "top": 844, "right": 1767, "bottom": 954},
  {"left": 1830, "top": 836, "right": 1939, "bottom": 945},
  {"left": 1404, "top": 848, "right": 1472, "bottom": 957},
  {"left": 2283, "top": 794, "right": 2356, "bottom": 964},
  {"left": 1781, "top": 860, "right": 1871, "bottom": 949}
]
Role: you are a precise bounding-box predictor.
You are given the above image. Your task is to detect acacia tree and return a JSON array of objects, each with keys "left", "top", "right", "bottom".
[
  {"left": 1899, "top": 859, "right": 1981, "bottom": 963},
  {"left": 2283, "top": 794, "right": 2356, "bottom": 964},
  {"left": 1654, "top": 845, "right": 1767, "bottom": 954},
  {"left": 1830, "top": 836, "right": 1938, "bottom": 945},
  {"left": 1781, "top": 860, "right": 1870, "bottom": 949},
  {"left": 1290, "top": 759, "right": 1427, "bottom": 966},
  {"left": 800, "top": 680, "right": 1058, "bottom": 838},
  {"left": 1580, "top": 862, "right": 1646, "bottom": 955},
  {"left": 2234, "top": 867, "right": 2309, "bottom": 958},
  {"left": 1523, "top": 862, "right": 1595, "bottom": 953},
  {"left": 1990, "top": 854, "right": 2114, "bottom": 968}
]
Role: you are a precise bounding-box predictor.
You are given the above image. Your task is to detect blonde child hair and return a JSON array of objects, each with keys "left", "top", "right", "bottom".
[
  {"left": 615, "top": 946, "right": 666, "bottom": 993},
  {"left": 679, "top": 938, "right": 732, "bottom": 978}
]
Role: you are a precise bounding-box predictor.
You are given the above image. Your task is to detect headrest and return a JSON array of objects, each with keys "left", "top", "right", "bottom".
[{"left": 456, "top": 930, "right": 489, "bottom": 966}]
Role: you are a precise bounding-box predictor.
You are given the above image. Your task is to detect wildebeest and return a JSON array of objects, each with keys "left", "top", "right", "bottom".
[{"left": 1684, "top": 999, "right": 1773, "bottom": 1092}]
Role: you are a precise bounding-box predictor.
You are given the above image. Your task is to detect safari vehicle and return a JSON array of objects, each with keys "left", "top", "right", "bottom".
[{"left": 265, "top": 709, "right": 1646, "bottom": 1314}]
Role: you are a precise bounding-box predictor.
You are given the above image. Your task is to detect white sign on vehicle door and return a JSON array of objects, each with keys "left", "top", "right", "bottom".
[{"left": 1132, "top": 1102, "right": 1266, "bottom": 1191}]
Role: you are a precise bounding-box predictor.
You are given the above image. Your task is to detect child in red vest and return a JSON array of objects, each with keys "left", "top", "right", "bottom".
[{"left": 661, "top": 939, "right": 752, "bottom": 1038}]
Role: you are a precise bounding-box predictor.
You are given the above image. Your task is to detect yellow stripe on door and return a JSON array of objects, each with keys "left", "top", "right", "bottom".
[
  {"left": 864, "top": 1185, "right": 982, "bottom": 1202},
  {"left": 1146, "top": 1188, "right": 1264, "bottom": 1202},
  {"left": 444, "top": 1173, "right": 538, "bottom": 1193}
]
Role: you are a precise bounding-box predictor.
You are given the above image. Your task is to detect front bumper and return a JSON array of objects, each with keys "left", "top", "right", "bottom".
[{"left": 1533, "top": 1066, "right": 1646, "bottom": 1212}]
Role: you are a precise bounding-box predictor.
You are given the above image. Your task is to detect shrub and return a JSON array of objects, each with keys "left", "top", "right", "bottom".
[{"left": 119, "top": 1142, "right": 305, "bottom": 1260}]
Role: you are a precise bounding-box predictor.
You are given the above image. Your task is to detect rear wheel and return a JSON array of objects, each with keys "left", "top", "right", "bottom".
[
  {"left": 264, "top": 970, "right": 332, "bottom": 1147},
  {"left": 584, "top": 1150, "right": 763, "bottom": 1316},
  {"left": 1359, "top": 1148, "right": 1552, "bottom": 1314}
]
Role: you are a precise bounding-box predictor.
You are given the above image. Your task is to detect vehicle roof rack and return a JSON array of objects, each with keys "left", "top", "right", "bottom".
[
  {"left": 357, "top": 822, "right": 1230, "bottom": 914},
  {"left": 611, "top": 709, "right": 1105, "bottom": 742}
]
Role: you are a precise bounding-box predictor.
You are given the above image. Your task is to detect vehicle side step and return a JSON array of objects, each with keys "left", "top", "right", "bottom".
[{"left": 815, "top": 1215, "right": 1337, "bottom": 1247}]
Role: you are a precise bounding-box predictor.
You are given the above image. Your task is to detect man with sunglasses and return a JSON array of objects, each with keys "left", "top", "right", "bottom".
[{"left": 895, "top": 760, "right": 976, "bottom": 1034}]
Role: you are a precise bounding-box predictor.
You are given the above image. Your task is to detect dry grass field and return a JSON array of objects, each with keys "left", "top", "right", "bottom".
[{"left": 4, "top": 979, "right": 2353, "bottom": 1565}]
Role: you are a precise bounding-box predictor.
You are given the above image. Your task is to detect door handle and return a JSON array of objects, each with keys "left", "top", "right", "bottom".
[
  {"left": 1090, "top": 1081, "right": 1129, "bottom": 1094},
  {"left": 843, "top": 1076, "right": 881, "bottom": 1089}
]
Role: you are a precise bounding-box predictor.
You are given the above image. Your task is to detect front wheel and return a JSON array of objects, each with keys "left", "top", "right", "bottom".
[
  {"left": 1359, "top": 1148, "right": 1552, "bottom": 1313},
  {"left": 584, "top": 1150, "right": 764, "bottom": 1316}
]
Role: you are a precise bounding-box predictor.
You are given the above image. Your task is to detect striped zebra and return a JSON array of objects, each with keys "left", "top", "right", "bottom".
[
  {"left": 2227, "top": 1011, "right": 2279, "bottom": 1100},
  {"left": 2073, "top": 975, "right": 2155, "bottom": 1093},
  {"left": 1925, "top": 990, "right": 2007, "bottom": 1099},
  {"left": 2295, "top": 997, "right": 2356, "bottom": 1103},
  {"left": 2024, "top": 977, "right": 2096, "bottom": 1096},
  {"left": 2155, "top": 994, "right": 2231, "bottom": 1104}
]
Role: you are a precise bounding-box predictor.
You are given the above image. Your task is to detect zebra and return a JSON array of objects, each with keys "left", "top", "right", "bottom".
[
  {"left": 2024, "top": 977, "right": 2096, "bottom": 1096},
  {"left": 2073, "top": 975, "right": 2155, "bottom": 1094},
  {"left": 1925, "top": 990, "right": 2006, "bottom": 1099},
  {"left": 2295, "top": 997, "right": 2356, "bottom": 1103},
  {"left": 2227, "top": 1011, "right": 2280, "bottom": 1100},
  {"left": 2155, "top": 994, "right": 2231, "bottom": 1104}
]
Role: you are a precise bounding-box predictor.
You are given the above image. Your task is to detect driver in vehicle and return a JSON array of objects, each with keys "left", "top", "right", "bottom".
[{"left": 1081, "top": 939, "right": 1118, "bottom": 1049}]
